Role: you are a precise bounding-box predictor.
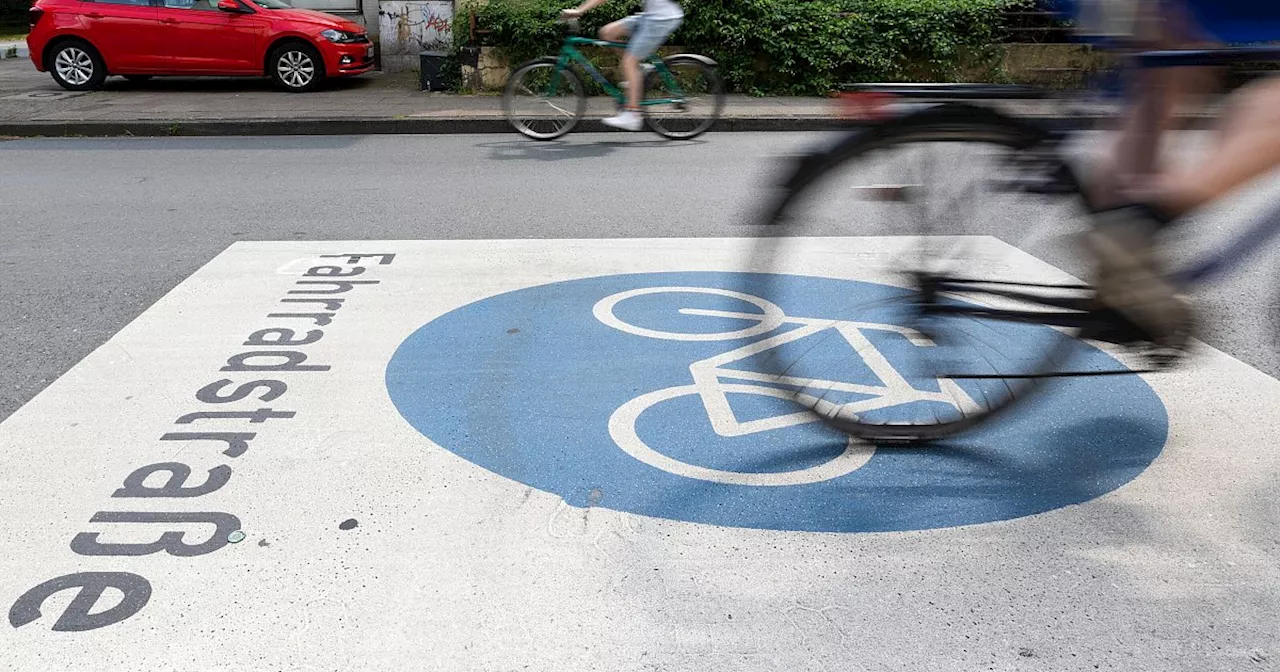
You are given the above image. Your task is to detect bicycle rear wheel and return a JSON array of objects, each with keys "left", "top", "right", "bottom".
[
  {"left": 751, "top": 104, "right": 1094, "bottom": 443},
  {"left": 643, "top": 56, "right": 725, "bottom": 140},
  {"left": 503, "top": 59, "right": 586, "bottom": 141}
]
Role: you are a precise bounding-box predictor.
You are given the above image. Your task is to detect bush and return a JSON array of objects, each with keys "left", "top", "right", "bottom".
[
  {"left": 681, "top": 0, "right": 864, "bottom": 95},
  {"left": 456, "top": 0, "right": 1027, "bottom": 95},
  {"left": 1, "top": 0, "right": 33, "bottom": 29}
]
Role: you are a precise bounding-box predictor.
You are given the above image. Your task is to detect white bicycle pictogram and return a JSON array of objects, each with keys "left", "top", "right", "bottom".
[{"left": 593, "top": 286, "right": 983, "bottom": 487}]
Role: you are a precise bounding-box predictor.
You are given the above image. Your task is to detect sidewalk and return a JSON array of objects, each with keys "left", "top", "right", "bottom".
[
  {"left": 0, "top": 58, "right": 1217, "bottom": 137},
  {"left": 1, "top": 41, "right": 28, "bottom": 59}
]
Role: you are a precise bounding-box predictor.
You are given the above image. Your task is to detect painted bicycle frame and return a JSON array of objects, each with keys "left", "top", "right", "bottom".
[{"left": 548, "top": 36, "right": 687, "bottom": 106}]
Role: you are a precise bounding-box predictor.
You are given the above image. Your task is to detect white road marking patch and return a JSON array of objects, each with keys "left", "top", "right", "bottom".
[{"left": 1, "top": 238, "right": 1276, "bottom": 672}]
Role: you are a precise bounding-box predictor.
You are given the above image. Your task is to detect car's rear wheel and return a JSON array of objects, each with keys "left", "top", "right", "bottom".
[
  {"left": 48, "top": 40, "right": 107, "bottom": 92},
  {"left": 268, "top": 42, "right": 325, "bottom": 93}
]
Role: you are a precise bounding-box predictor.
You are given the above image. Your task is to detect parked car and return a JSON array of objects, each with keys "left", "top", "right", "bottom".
[{"left": 26, "top": 0, "right": 374, "bottom": 92}]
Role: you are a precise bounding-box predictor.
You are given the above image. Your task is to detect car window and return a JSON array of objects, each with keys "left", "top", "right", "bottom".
[
  {"left": 86, "top": 0, "right": 151, "bottom": 6},
  {"left": 163, "top": 0, "right": 220, "bottom": 10}
]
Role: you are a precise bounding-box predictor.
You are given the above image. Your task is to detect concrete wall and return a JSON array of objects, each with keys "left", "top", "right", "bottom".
[
  {"left": 995, "top": 43, "right": 1115, "bottom": 88},
  {"left": 459, "top": 47, "right": 508, "bottom": 91},
  {"left": 377, "top": 0, "right": 453, "bottom": 72},
  {"left": 291, "top": 0, "right": 455, "bottom": 62}
]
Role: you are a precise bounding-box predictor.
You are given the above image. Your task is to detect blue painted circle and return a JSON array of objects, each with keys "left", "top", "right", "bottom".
[{"left": 386, "top": 272, "right": 1167, "bottom": 532}]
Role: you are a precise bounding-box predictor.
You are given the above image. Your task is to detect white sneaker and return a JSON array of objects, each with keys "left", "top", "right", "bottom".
[
  {"left": 602, "top": 109, "right": 643, "bottom": 131},
  {"left": 1086, "top": 205, "right": 1193, "bottom": 350}
]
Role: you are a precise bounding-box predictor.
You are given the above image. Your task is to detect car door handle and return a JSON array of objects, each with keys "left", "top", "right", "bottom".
[
  {"left": 160, "top": 17, "right": 178, "bottom": 23},
  {"left": 85, "top": 11, "right": 103, "bottom": 18}
]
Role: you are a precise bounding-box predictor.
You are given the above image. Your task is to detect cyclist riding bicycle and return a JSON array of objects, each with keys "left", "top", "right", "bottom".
[
  {"left": 560, "top": 0, "right": 684, "bottom": 131},
  {"left": 1068, "top": 0, "right": 1280, "bottom": 347}
]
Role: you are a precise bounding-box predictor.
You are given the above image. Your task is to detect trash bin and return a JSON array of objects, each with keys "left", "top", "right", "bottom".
[{"left": 420, "top": 51, "right": 449, "bottom": 91}]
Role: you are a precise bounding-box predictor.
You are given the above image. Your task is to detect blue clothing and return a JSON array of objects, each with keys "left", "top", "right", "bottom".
[
  {"left": 1046, "top": 0, "right": 1280, "bottom": 44},
  {"left": 1184, "top": 1, "right": 1280, "bottom": 43}
]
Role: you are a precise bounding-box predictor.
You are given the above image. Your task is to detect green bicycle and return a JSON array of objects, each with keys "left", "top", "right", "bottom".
[{"left": 502, "top": 19, "right": 725, "bottom": 140}]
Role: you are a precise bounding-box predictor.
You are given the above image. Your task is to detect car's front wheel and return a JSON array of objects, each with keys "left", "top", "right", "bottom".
[
  {"left": 268, "top": 42, "right": 325, "bottom": 93},
  {"left": 48, "top": 40, "right": 107, "bottom": 92}
]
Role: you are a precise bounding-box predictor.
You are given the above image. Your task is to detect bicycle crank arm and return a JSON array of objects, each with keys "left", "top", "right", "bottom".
[
  {"left": 926, "top": 303, "right": 1154, "bottom": 346},
  {"left": 944, "top": 368, "right": 1155, "bottom": 380},
  {"left": 934, "top": 277, "right": 1091, "bottom": 291},
  {"left": 923, "top": 304, "right": 1098, "bottom": 329},
  {"left": 934, "top": 281, "right": 1097, "bottom": 312}
]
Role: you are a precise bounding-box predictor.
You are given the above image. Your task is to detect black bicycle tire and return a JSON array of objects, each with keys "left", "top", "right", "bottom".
[
  {"left": 752, "top": 103, "right": 1089, "bottom": 443},
  {"left": 502, "top": 58, "right": 587, "bottom": 141},
  {"left": 643, "top": 56, "right": 725, "bottom": 140}
]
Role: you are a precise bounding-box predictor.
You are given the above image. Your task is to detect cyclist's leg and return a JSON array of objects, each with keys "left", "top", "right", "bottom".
[
  {"left": 1091, "top": 1, "right": 1216, "bottom": 208},
  {"left": 1083, "top": 2, "right": 1280, "bottom": 347},
  {"left": 1102, "top": 65, "right": 1216, "bottom": 206},
  {"left": 603, "top": 15, "right": 680, "bottom": 131},
  {"left": 1078, "top": 3, "right": 1197, "bottom": 346},
  {"left": 1092, "top": 70, "right": 1280, "bottom": 345},
  {"left": 621, "top": 16, "right": 680, "bottom": 110},
  {"left": 599, "top": 15, "right": 635, "bottom": 44},
  {"left": 1104, "top": 0, "right": 1280, "bottom": 215},
  {"left": 1139, "top": 76, "right": 1280, "bottom": 215},
  {"left": 600, "top": 15, "right": 644, "bottom": 94}
]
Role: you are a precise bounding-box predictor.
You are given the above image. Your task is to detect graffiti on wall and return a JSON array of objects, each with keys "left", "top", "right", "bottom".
[{"left": 379, "top": 1, "right": 453, "bottom": 55}]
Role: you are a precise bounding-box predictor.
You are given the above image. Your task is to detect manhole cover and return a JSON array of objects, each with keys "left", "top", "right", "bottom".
[{"left": 2, "top": 90, "right": 88, "bottom": 101}]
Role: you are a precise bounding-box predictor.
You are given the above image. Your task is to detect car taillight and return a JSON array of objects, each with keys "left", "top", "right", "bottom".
[{"left": 29, "top": 7, "right": 45, "bottom": 29}]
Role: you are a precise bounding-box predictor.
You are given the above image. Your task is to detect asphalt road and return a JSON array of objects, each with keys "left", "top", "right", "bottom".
[
  {"left": 1, "top": 132, "right": 1278, "bottom": 671},
  {"left": 1, "top": 131, "right": 1277, "bottom": 423}
]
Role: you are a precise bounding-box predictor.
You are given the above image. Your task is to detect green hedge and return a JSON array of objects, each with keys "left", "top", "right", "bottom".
[
  {"left": 456, "top": 0, "right": 1028, "bottom": 95},
  {"left": 1, "top": 0, "right": 32, "bottom": 28}
]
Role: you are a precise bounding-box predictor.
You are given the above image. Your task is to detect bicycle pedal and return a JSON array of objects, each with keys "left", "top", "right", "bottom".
[
  {"left": 1079, "top": 308, "right": 1192, "bottom": 368},
  {"left": 1142, "top": 346, "right": 1189, "bottom": 370}
]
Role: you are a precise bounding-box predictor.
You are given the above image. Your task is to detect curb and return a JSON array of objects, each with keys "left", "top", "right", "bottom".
[
  {"left": 0, "top": 116, "right": 855, "bottom": 137},
  {"left": 0, "top": 112, "right": 1218, "bottom": 138},
  {"left": 0, "top": 118, "right": 513, "bottom": 137}
]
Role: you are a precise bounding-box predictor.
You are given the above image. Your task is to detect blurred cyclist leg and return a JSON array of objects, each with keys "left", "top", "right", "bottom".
[
  {"left": 1138, "top": 78, "right": 1280, "bottom": 214},
  {"left": 1080, "top": 0, "right": 1280, "bottom": 347},
  {"left": 600, "top": 13, "right": 681, "bottom": 131}
]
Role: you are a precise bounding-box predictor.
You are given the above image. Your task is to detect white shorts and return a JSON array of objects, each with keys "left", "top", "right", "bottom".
[{"left": 617, "top": 13, "right": 682, "bottom": 59}]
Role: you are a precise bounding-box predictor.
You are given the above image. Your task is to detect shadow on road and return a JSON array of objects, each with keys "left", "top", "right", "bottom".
[
  {"left": 477, "top": 137, "right": 708, "bottom": 161},
  {"left": 631, "top": 411, "right": 1167, "bottom": 532}
]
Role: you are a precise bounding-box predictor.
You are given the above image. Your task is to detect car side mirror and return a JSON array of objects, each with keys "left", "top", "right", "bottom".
[{"left": 217, "top": 0, "right": 244, "bottom": 12}]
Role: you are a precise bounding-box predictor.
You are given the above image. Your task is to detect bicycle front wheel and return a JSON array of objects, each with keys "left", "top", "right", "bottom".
[
  {"left": 751, "top": 104, "right": 1093, "bottom": 443},
  {"left": 643, "top": 56, "right": 725, "bottom": 140},
  {"left": 503, "top": 59, "right": 586, "bottom": 141}
]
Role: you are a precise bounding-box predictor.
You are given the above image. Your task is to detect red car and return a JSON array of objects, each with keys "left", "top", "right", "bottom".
[{"left": 26, "top": 0, "right": 374, "bottom": 92}]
